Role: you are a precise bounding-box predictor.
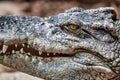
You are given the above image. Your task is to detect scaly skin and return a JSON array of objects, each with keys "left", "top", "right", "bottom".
[{"left": 0, "top": 7, "right": 120, "bottom": 80}]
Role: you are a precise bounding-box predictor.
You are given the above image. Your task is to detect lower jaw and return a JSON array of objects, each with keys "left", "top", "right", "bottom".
[{"left": 0, "top": 52, "right": 118, "bottom": 79}]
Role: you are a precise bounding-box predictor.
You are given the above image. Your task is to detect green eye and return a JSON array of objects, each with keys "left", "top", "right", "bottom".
[{"left": 69, "top": 24, "right": 79, "bottom": 30}]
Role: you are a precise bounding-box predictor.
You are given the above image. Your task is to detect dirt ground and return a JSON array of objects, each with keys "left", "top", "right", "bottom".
[{"left": 0, "top": 0, "right": 120, "bottom": 80}]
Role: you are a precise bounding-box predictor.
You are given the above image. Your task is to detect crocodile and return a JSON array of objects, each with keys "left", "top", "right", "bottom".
[{"left": 0, "top": 7, "right": 119, "bottom": 80}]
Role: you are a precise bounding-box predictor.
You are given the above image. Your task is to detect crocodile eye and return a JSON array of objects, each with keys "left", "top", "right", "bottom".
[
  {"left": 69, "top": 24, "right": 79, "bottom": 30},
  {"left": 61, "top": 24, "right": 81, "bottom": 36}
]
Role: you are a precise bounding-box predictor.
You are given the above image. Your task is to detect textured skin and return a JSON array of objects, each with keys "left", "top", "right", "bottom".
[{"left": 0, "top": 7, "right": 120, "bottom": 80}]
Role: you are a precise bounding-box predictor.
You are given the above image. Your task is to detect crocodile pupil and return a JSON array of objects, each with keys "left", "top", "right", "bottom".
[{"left": 69, "top": 24, "right": 79, "bottom": 30}]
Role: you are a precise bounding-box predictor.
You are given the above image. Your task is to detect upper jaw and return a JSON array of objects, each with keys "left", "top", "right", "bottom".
[{"left": 38, "top": 30, "right": 116, "bottom": 60}]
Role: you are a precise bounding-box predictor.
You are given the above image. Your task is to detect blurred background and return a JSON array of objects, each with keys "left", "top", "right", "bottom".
[
  {"left": 0, "top": 0, "right": 120, "bottom": 17},
  {"left": 0, "top": 0, "right": 120, "bottom": 80}
]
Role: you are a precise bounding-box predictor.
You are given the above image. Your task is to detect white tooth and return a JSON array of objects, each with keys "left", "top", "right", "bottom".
[
  {"left": 47, "top": 53, "right": 50, "bottom": 56},
  {"left": 20, "top": 48, "right": 24, "bottom": 53},
  {"left": 15, "top": 44, "right": 17, "bottom": 47},
  {"left": 2, "top": 45, "right": 8, "bottom": 53},
  {"left": 12, "top": 50, "right": 15, "bottom": 53},
  {"left": 27, "top": 45, "right": 30, "bottom": 48},
  {"left": 53, "top": 53, "right": 56, "bottom": 55},
  {"left": 27, "top": 52, "right": 31, "bottom": 55},
  {"left": 39, "top": 51, "right": 42, "bottom": 55},
  {"left": 22, "top": 44, "right": 25, "bottom": 47}
]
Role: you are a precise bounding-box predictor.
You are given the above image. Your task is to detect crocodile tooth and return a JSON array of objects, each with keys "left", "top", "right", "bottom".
[
  {"left": 27, "top": 52, "right": 31, "bottom": 55},
  {"left": 20, "top": 48, "right": 24, "bottom": 53},
  {"left": 15, "top": 44, "right": 17, "bottom": 47},
  {"left": 53, "top": 53, "right": 56, "bottom": 55},
  {"left": 22, "top": 44, "right": 25, "bottom": 47},
  {"left": 12, "top": 50, "right": 15, "bottom": 53},
  {"left": 47, "top": 53, "right": 50, "bottom": 56},
  {"left": 2, "top": 45, "right": 8, "bottom": 53},
  {"left": 39, "top": 51, "right": 42, "bottom": 55},
  {"left": 27, "top": 45, "right": 30, "bottom": 48}
]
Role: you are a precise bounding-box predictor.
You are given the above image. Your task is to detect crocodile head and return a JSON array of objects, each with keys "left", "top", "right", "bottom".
[{"left": 0, "top": 7, "right": 120, "bottom": 80}]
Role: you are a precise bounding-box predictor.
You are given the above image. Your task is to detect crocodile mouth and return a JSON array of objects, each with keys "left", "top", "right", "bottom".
[
  {"left": 0, "top": 43, "right": 74, "bottom": 57},
  {"left": 1, "top": 43, "right": 119, "bottom": 78},
  {"left": 0, "top": 43, "right": 115, "bottom": 67},
  {"left": 0, "top": 43, "right": 114, "bottom": 68},
  {"left": 0, "top": 43, "right": 112, "bottom": 66},
  {"left": 0, "top": 43, "right": 111, "bottom": 60},
  {"left": 0, "top": 43, "right": 113, "bottom": 65}
]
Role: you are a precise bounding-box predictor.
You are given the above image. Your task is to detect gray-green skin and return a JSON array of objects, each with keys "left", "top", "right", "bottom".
[{"left": 0, "top": 7, "right": 119, "bottom": 80}]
